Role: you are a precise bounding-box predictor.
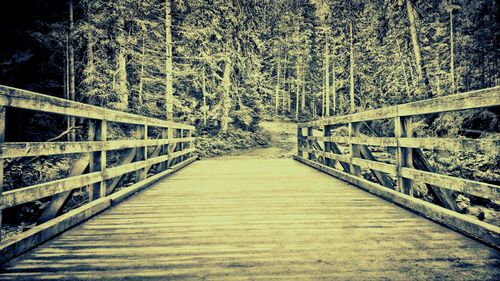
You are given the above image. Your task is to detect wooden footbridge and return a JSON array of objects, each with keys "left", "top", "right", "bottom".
[{"left": 0, "top": 85, "right": 499, "bottom": 280}]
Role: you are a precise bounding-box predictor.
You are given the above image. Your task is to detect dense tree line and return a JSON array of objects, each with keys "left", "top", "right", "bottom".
[{"left": 0, "top": 0, "right": 498, "bottom": 144}]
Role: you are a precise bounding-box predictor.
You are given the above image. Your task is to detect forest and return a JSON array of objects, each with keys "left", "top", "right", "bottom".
[{"left": 0, "top": 0, "right": 498, "bottom": 236}]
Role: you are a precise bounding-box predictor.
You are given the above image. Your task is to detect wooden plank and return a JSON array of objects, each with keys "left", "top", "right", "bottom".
[
  {"left": 400, "top": 167, "right": 500, "bottom": 201},
  {"left": 298, "top": 86, "right": 500, "bottom": 128},
  {"left": 351, "top": 157, "right": 397, "bottom": 175},
  {"left": 0, "top": 197, "right": 111, "bottom": 265},
  {"left": 397, "top": 86, "right": 500, "bottom": 117},
  {"left": 0, "top": 138, "right": 195, "bottom": 158},
  {"left": 0, "top": 152, "right": 195, "bottom": 208},
  {"left": 37, "top": 154, "right": 90, "bottom": 224},
  {"left": 294, "top": 155, "right": 500, "bottom": 248},
  {"left": 106, "top": 148, "right": 137, "bottom": 195},
  {"left": 395, "top": 116, "right": 413, "bottom": 195},
  {"left": 0, "top": 85, "right": 194, "bottom": 130},
  {"left": 89, "top": 120, "right": 107, "bottom": 201},
  {"left": 359, "top": 145, "right": 395, "bottom": 189},
  {"left": 299, "top": 148, "right": 350, "bottom": 163},
  {"left": 307, "top": 127, "right": 315, "bottom": 160},
  {"left": 412, "top": 149, "right": 461, "bottom": 212},
  {"left": 297, "top": 126, "right": 304, "bottom": 158},
  {"left": 399, "top": 137, "right": 499, "bottom": 153},
  {"left": 0, "top": 106, "right": 5, "bottom": 240},
  {"left": 160, "top": 128, "right": 169, "bottom": 171},
  {"left": 135, "top": 125, "right": 147, "bottom": 182},
  {"left": 349, "top": 122, "right": 361, "bottom": 177}
]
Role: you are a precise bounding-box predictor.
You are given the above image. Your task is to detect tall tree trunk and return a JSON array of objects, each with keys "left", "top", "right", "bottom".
[
  {"left": 406, "top": 0, "right": 432, "bottom": 97},
  {"left": 349, "top": 21, "right": 355, "bottom": 113},
  {"left": 115, "top": 17, "right": 129, "bottom": 111},
  {"left": 397, "top": 40, "right": 411, "bottom": 98},
  {"left": 69, "top": 0, "right": 75, "bottom": 141},
  {"left": 282, "top": 54, "right": 287, "bottom": 113},
  {"left": 202, "top": 67, "right": 207, "bottom": 127},
  {"left": 331, "top": 44, "right": 336, "bottom": 115},
  {"left": 275, "top": 56, "right": 281, "bottom": 113},
  {"left": 138, "top": 33, "right": 145, "bottom": 107},
  {"left": 324, "top": 35, "right": 330, "bottom": 117},
  {"left": 449, "top": 5, "right": 456, "bottom": 94},
  {"left": 301, "top": 59, "right": 305, "bottom": 112},
  {"left": 406, "top": 0, "right": 423, "bottom": 83},
  {"left": 220, "top": 56, "right": 231, "bottom": 133},
  {"left": 295, "top": 58, "right": 300, "bottom": 121},
  {"left": 165, "top": 0, "right": 173, "bottom": 120},
  {"left": 65, "top": 32, "right": 70, "bottom": 141}
]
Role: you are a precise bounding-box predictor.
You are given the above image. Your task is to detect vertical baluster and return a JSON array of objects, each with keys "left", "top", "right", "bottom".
[
  {"left": 167, "top": 127, "right": 175, "bottom": 168},
  {"left": 297, "top": 126, "right": 303, "bottom": 158},
  {"left": 89, "top": 119, "right": 106, "bottom": 201},
  {"left": 349, "top": 122, "right": 361, "bottom": 177},
  {"left": 0, "top": 106, "right": 5, "bottom": 241},
  {"left": 324, "top": 125, "right": 332, "bottom": 167},
  {"left": 186, "top": 129, "right": 192, "bottom": 159},
  {"left": 307, "top": 127, "right": 314, "bottom": 160},
  {"left": 136, "top": 124, "right": 148, "bottom": 182},
  {"left": 395, "top": 116, "right": 413, "bottom": 195},
  {"left": 160, "top": 127, "right": 168, "bottom": 171}
]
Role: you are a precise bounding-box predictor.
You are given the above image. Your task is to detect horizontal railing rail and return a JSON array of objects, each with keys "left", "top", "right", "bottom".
[
  {"left": 295, "top": 86, "right": 500, "bottom": 247},
  {"left": 0, "top": 85, "right": 197, "bottom": 263}
]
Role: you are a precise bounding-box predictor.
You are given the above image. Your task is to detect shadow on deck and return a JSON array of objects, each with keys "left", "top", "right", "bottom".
[{"left": 1, "top": 159, "right": 498, "bottom": 280}]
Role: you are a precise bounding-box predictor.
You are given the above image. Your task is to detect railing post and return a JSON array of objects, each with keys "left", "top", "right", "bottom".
[
  {"left": 297, "top": 126, "right": 303, "bottom": 158},
  {"left": 167, "top": 127, "right": 175, "bottom": 168},
  {"left": 307, "top": 126, "right": 315, "bottom": 160},
  {"left": 160, "top": 127, "right": 168, "bottom": 171},
  {"left": 349, "top": 122, "right": 361, "bottom": 177},
  {"left": 136, "top": 124, "right": 148, "bottom": 182},
  {"left": 395, "top": 116, "right": 413, "bottom": 195},
  {"left": 89, "top": 119, "right": 107, "bottom": 201},
  {"left": 0, "top": 106, "right": 5, "bottom": 241},
  {"left": 186, "top": 129, "right": 192, "bottom": 159},
  {"left": 324, "top": 125, "right": 332, "bottom": 167},
  {"left": 180, "top": 129, "right": 185, "bottom": 162}
]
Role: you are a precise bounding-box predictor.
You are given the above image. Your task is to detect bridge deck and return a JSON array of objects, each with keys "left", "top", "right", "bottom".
[{"left": 1, "top": 159, "right": 498, "bottom": 280}]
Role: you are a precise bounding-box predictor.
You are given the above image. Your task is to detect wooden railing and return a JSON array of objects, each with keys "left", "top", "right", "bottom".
[
  {"left": 0, "top": 85, "right": 196, "bottom": 263},
  {"left": 295, "top": 86, "right": 500, "bottom": 247}
]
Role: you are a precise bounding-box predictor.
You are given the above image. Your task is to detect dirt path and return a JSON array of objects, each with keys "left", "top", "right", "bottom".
[{"left": 216, "top": 121, "right": 297, "bottom": 160}]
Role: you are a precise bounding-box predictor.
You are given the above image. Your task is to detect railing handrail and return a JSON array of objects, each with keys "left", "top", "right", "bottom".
[
  {"left": 0, "top": 85, "right": 197, "bottom": 263},
  {"left": 0, "top": 85, "right": 194, "bottom": 130},
  {"left": 299, "top": 86, "right": 500, "bottom": 128},
  {"left": 295, "top": 86, "right": 500, "bottom": 247}
]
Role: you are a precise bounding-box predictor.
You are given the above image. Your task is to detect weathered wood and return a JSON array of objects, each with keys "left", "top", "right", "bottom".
[
  {"left": 0, "top": 154, "right": 197, "bottom": 266},
  {"left": 0, "top": 138, "right": 194, "bottom": 158},
  {"left": 351, "top": 157, "right": 397, "bottom": 176},
  {"left": 37, "top": 154, "right": 90, "bottom": 224},
  {"left": 299, "top": 148, "right": 350, "bottom": 163},
  {"left": 135, "top": 125, "right": 147, "bottom": 182},
  {"left": 0, "top": 85, "right": 194, "bottom": 130},
  {"left": 106, "top": 148, "right": 137, "bottom": 195},
  {"left": 2, "top": 158, "right": 498, "bottom": 279},
  {"left": 160, "top": 128, "right": 168, "bottom": 170},
  {"left": 0, "top": 197, "right": 111, "bottom": 265},
  {"left": 0, "top": 147, "right": 195, "bottom": 208},
  {"left": 395, "top": 116, "right": 413, "bottom": 195},
  {"left": 412, "top": 148, "right": 460, "bottom": 212},
  {"left": 307, "top": 127, "right": 315, "bottom": 160},
  {"left": 349, "top": 122, "right": 361, "bottom": 177},
  {"left": 323, "top": 125, "right": 333, "bottom": 167},
  {"left": 401, "top": 167, "right": 499, "bottom": 201},
  {"left": 294, "top": 155, "right": 500, "bottom": 248},
  {"left": 0, "top": 106, "right": 5, "bottom": 240},
  {"left": 399, "top": 137, "right": 499, "bottom": 153},
  {"left": 299, "top": 86, "right": 500, "bottom": 128},
  {"left": 397, "top": 86, "right": 500, "bottom": 117},
  {"left": 89, "top": 120, "right": 107, "bottom": 200},
  {"left": 297, "top": 126, "right": 304, "bottom": 157},
  {"left": 359, "top": 145, "right": 395, "bottom": 189}
]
